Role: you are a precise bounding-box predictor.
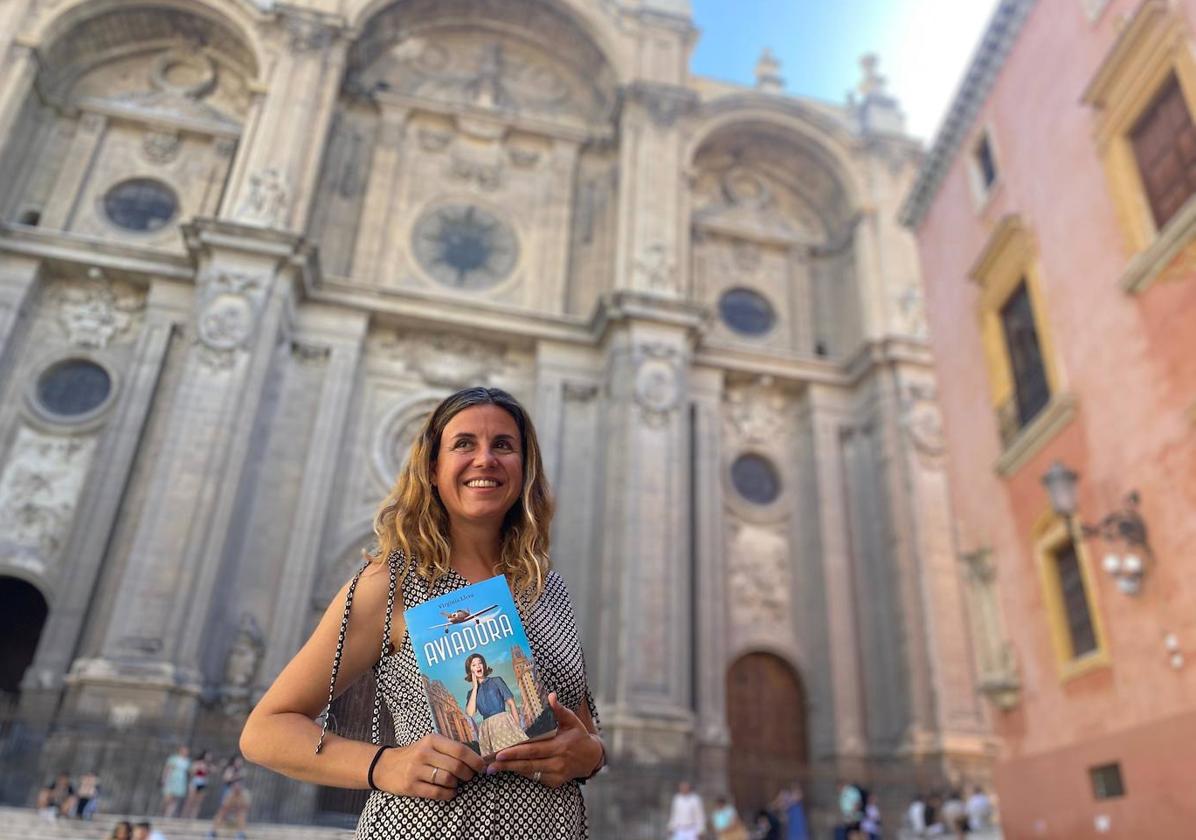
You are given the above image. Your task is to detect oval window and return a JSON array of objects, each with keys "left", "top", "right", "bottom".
[
  {"left": 103, "top": 179, "right": 178, "bottom": 232},
  {"left": 731, "top": 453, "right": 781, "bottom": 505},
  {"left": 412, "top": 204, "right": 519, "bottom": 290},
  {"left": 719, "top": 287, "right": 776, "bottom": 336},
  {"left": 36, "top": 359, "right": 112, "bottom": 418}
]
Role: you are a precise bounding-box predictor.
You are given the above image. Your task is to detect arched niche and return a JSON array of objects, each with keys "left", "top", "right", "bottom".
[
  {"left": 1, "top": 4, "right": 259, "bottom": 249},
  {"left": 689, "top": 118, "right": 865, "bottom": 359},
  {"left": 725, "top": 651, "right": 809, "bottom": 814},
  {"left": 0, "top": 576, "right": 51, "bottom": 698},
  {"left": 309, "top": 0, "right": 619, "bottom": 316}
]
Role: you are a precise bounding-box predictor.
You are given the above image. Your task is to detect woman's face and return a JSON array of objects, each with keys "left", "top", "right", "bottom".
[
  {"left": 433, "top": 405, "right": 523, "bottom": 530},
  {"left": 469, "top": 656, "right": 486, "bottom": 678}
]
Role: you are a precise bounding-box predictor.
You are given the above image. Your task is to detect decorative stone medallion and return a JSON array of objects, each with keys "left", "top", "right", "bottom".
[{"left": 633, "top": 347, "right": 681, "bottom": 428}]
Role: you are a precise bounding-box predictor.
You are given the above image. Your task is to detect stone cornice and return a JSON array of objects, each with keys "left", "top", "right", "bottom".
[
  {"left": 898, "top": 0, "right": 1037, "bottom": 230},
  {"left": 0, "top": 224, "right": 194, "bottom": 280}
]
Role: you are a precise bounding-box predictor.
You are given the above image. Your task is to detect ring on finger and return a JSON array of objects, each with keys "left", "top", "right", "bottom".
[
  {"left": 431, "top": 767, "right": 440, "bottom": 785},
  {"left": 532, "top": 770, "right": 542, "bottom": 784}
]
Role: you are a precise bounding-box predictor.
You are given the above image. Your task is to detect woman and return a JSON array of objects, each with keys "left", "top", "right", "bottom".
[
  {"left": 240, "top": 387, "right": 605, "bottom": 838},
  {"left": 182, "top": 750, "right": 210, "bottom": 818},
  {"left": 160, "top": 746, "right": 189, "bottom": 817},
  {"left": 106, "top": 821, "right": 133, "bottom": 840},
  {"left": 463, "top": 653, "right": 525, "bottom": 756},
  {"left": 774, "top": 783, "right": 809, "bottom": 840},
  {"left": 711, "top": 796, "right": 748, "bottom": 840}
]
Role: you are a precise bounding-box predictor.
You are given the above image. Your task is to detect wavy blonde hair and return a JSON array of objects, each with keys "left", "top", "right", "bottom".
[{"left": 370, "top": 387, "right": 554, "bottom": 601}]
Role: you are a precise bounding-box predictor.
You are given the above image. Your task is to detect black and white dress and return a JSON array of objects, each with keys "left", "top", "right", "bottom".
[{"left": 349, "top": 559, "right": 598, "bottom": 839}]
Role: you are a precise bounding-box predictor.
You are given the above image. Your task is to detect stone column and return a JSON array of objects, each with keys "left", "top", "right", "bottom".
[
  {"left": 689, "top": 365, "right": 730, "bottom": 794},
  {"left": 255, "top": 310, "right": 367, "bottom": 695},
  {"left": 885, "top": 366, "right": 987, "bottom": 754},
  {"left": 349, "top": 104, "right": 410, "bottom": 281},
  {"left": 588, "top": 294, "right": 703, "bottom": 839},
  {"left": 613, "top": 83, "right": 696, "bottom": 301},
  {"left": 22, "top": 280, "right": 189, "bottom": 709},
  {"left": 221, "top": 14, "right": 348, "bottom": 233},
  {"left": 70, "top": 219, "right": 309, "bottom": 724},
  {"left": 803, "top": 383, "right": 867, "bottom": 760}
]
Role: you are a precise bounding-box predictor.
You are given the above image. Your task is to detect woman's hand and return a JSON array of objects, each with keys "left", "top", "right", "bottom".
[
  {"left": 375, "top": 734, "right": 487, "bottom": 800},
  {"left": 488, "top": 693, "right": 603, "bottom": 788}
]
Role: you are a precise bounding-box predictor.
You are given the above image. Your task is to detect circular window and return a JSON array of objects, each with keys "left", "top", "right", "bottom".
[
  {"left": 731, "top": 454, "right": 781, "bottom": 505},
  {"left": 412, "top": 204, "right": 518, "bottom": 289},
  {"left": 103, "top": 179, "right": 178, "bottom": 232},
  {"left": 719, "top": 287, "right": 776, "bottom": 336},
  {"left": 36, "top": 359, "right": 112, "bottom": 418}
]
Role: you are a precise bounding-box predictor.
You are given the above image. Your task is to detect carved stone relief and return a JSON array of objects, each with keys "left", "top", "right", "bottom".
[
  {"left": 357, "top": 34, "right": 604, "bottom": 125},
  {"left": 900, "top": 381, "right": 946, "bottom": 469},
  {"left": 633, "top": 345, "right": 683, "bottom": 428},
  {"left": 379, "top": 330, "right": 508, "bottom": 389},
  {"left": 723, "top": 377, "right": 787, "bottom": 449},
  {"left": 141, "top": 130, "right": 182, "bottom": 165},
  {"left": 237, "top": 168, "right": 290, "bottom": 228},
  {"left": 194, "top": 269, "right": 268, "bottom": 369},
  {"left": 0, "top": 425, "right": 98, "bottom": 562},
  {"left": 895, "top": 283, "right": 929, "bottom": 339},
  {"left": 221, "top": 612, "right": 264, "bottom": 714},
  {"left": 45, "top": 273, "right": 146, "bottom": 349},
  {"left": 633, "top": 242, "right": 677, "bottom": 295},
  {"left": 726, "top": 520, "right": 791, "bottom": 628}
]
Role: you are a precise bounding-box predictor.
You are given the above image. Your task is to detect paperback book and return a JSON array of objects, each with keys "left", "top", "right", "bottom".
[{"left": 404, "top": 574, "right": 557, "bottom": 759}]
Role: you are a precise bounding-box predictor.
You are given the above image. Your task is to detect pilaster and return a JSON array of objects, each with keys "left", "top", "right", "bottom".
[
  {"left": 802, "top": 383, "right": 868, "bottom": 760},
  {"left": 222, "top": 11, "right": 349, "bottom": 232},
  {"left": 0, "top": 252, "right": 41, "bottom": 374},
  {"left": 21, "top": 279, "right": 188, "bottom": 707},
  {"left": 689, "top": 364, "right": 730, "bottom": 795},
  {"left": 255, "top": 306, "right": 367, "bottom": 698},
  {"left": 67, "top": 219, "right": 310, "bottom": 724},
  {"left": 589, "top": 290, "right": 703, "bottom": 839}
]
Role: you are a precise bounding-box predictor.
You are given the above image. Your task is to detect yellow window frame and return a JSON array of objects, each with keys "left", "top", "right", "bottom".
[
  {"left": 968, "top": 215, "right": 1062, "bottom": 426},
  {"left": 1083, "top": 0, "right": 1196, "bottom": 253},
  {"left": 1032, "top": 512, "right": 1111, "bottom": 682}
]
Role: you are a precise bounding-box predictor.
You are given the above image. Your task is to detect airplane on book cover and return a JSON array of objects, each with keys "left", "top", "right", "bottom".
[{"left": 432, "top": 604, "right": 500, "bottom": 632}]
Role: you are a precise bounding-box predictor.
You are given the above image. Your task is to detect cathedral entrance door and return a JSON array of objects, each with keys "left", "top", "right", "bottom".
[
  {"left": 725, "top": 652, "right": 808, "bottom": 814},
  {"left": 0, "top": 577, "right": 48, "bottom": 703}
]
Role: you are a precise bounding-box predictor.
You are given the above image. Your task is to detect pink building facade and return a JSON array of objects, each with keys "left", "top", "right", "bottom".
[{"left": 903, "top": 1, "right": 1196, "bottom": 837}]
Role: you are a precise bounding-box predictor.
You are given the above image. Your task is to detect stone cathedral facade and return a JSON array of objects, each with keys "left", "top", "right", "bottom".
[{"left": 0, "top": 0, "right": 991, "bottom": 833}]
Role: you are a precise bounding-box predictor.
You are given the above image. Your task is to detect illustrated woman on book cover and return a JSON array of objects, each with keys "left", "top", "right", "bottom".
[
  {"left": 240, "top": 386, "right": 606, "bottom": 838},
  {"left": 464, "top": 653, "right": 525, "bottom": 754}
]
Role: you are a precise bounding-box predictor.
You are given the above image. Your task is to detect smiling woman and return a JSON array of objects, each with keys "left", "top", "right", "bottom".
[{"left": 240, "top": 386, "right": 606, "bottom": 839}]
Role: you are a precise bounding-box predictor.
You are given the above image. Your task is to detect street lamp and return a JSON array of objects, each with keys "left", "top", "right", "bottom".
[{"left": 1041, "top": 460, "right": 1153, "bottom": 595}]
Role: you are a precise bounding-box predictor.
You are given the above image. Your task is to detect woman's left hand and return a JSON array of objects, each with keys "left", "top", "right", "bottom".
[{"left": 488, "top": 692, "right": 603, "bottom": 788}]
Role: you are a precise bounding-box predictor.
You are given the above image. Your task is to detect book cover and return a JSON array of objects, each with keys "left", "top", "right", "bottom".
[{"left": 405, "top": 574, "right": 557, "bottom": 759}]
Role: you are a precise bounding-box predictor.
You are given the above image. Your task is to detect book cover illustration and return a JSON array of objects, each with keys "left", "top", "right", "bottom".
[{"left": 405, "top": 574, "right": 557, "bottom": 759}]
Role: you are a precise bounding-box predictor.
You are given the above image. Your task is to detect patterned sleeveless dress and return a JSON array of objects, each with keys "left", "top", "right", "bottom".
[{"left": 345, "top": 558, "right": 598, "bottom": 839}]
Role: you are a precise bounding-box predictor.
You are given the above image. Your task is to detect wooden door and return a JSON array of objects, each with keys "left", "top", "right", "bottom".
[{"left": 726, "top": 653, "right": 808, "bottom": 814}]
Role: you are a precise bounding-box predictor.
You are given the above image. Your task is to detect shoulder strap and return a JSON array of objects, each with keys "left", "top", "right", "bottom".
[{"left": 314, "top": 551, "right": 404, "bottom": 754}]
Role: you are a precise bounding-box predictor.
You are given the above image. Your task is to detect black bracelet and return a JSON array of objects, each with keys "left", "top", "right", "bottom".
[{"left": 367, "top": 745, "right": 392, "bottom": 792}]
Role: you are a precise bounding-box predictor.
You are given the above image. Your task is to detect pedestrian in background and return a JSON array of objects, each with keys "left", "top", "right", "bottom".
[
  {"left": 667, "top": 780, "right": 706, "bottom": 840},
  {"left": 160, "top": 746, "right": 190, "bottom": 817},
  {"left": 105, "top": 820, "right": 133, "bottom": 840},
  {"left": 966, "top": 786, "right": 993, "bottom": 831},
  {"left": 207, "top": 779, "right": 251, "bottom": 840},
  {"left": 773, "top": 782, "right": 808, "bottom": 840},
  {"left": 182, "top": 750, "right": 211, "bottom": 818},
  {"left": 711, "top": 795, "right": 749, "bottom": 840},
  {"left": 36, "top": 771, "right": 75, "bottom": 820},
  {"left": 74, "top": 770, "right": 100, "bottom": 819},
  {"left": 860, "top": 793, "right": 881, "bottom": 840}
]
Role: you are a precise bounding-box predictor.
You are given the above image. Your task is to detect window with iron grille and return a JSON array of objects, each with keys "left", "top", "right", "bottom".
[
  {"left": 1089, "top": 762, "right": 1125, "bottom": 800},
  {"left": 999, "top": 281, "right": 1051, "bottom": 432},
  {"left": 1130, "top": 74, "right": 1196, "bottom": 229},
  {"left": 1055, "top": 539, "right": 1098, "bottom": 659}
]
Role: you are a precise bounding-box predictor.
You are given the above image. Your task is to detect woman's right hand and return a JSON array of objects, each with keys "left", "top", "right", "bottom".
[{"left": 375, "top": 734, "right": 486, "bottom": 800}]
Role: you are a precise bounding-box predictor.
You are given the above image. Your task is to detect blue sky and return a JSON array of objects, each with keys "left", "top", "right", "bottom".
[{"left": 690, "top": 0, "right": 1001, "bottom": 140}]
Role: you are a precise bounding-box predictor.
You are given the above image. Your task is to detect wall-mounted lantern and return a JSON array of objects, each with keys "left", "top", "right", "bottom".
[{"left": 1041, "top": 460, "right": 1153, "bottom": 595}]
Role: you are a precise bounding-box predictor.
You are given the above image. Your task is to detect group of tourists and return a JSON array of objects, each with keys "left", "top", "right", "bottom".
[
  {"left": 905, "top": 787, "right": 994, "bottom": 836},
  {"left": 160, "top": 747, "right": 251, "bottom": 837},
  {"left": 35, "top": 769, "right": 100, "bottom": 820},
  {"left": 668, "top": 780, "right": 810, "bottom": 840}
]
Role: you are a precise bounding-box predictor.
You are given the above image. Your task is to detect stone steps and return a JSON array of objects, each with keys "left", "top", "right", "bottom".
[{"left": 0, "top": 807, "right": 354, "bottom": 840}]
